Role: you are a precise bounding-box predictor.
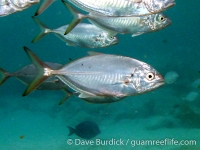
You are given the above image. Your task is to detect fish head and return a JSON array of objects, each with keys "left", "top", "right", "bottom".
[
  {"left": 144, "top": 0, "right": 175, "bottom": 13},
  {"left": 145, "top": 13, "right": 171, "bottom": 31},
  {"left": 93, "top": 33, "right": 119, "bottom": 48},
  {"left": 131, "top": 63, "right": 165, "bottom": 94}
]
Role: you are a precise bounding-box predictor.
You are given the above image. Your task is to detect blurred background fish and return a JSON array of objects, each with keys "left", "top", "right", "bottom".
[
  {"left": 0, "top": 62, "right": 72, "bottom": 105},
  {"left": 164, "top": 71, "right": 179, "bottom": 84}
]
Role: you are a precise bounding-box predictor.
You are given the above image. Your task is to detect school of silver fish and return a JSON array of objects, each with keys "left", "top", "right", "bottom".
[{"left": 0, "top": 0, "right": 176, "bottom": 104}]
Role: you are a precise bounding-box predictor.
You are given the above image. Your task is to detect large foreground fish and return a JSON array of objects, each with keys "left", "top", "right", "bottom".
[
  {"left": 62, "top": 1, "right": 171, "bottom": 36},
  {"left": 22, "top": 47, "right": 165, "bottom": 104},
  {"left": 32, "top": 17, "right": 119, "bottom": 48},
  {"left": 67, "top": 0, "right": 175, "bottom": 16},
  {"left": 0, "top": 0, "right": 53, "bottom": 17},
  {"left": 0, "top": 62, "right": 71, "bottom": 105},
  {"left": 36, "top": 0, "right": 175, "bottom": 16}
]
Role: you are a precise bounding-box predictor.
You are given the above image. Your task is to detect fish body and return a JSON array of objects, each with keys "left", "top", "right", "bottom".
[
  {"left": 56, "top": 54, "right": 164, "bottom": 98},
  {"left": 23, "top": 47, "right": 165, "bottom": 104},
  {"left": 67, "top": 0, "right": 175, "bottom": 16},
  {"left": 0, "top": 0, "right": 39, "bottom": 17},
  {"left": 68, "top": 121, "right": 101, "bottom": 139},
  {"left": 63, "top": 1, "right": 171, "bottom": 36},
  {"left": 32, "top": 17, "right": 119, "bottom": 48},
  {"left": 52, "top": 23, "right": 118, "bottom": 48},
  {"left": 88, "top": 12, "right": 171, "bottom": 36}
]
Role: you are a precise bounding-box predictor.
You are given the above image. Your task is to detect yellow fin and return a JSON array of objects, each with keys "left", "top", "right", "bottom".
[{"left": 22, "top": 47, "right": 53, "bottom": 96}]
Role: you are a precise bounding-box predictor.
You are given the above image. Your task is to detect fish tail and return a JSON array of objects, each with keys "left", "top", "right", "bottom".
[
  {"left": 23, "top": 46, "right": 53, "bottom": 96},
  {"left": 68, "top": 126, "right": 76, "bottom": 136},
  {"left": 32, "top": 16, "right": 51, "bottom": 43},
  {"left": 34, "top": 0, "right": 55, "bottom": 16},
  {"left": 58, "top": 89, "right": 73, "bottom": 105},
  {"left": 0, "top": 68, "right": 12, "bottom": 86},
  {"left": 62, "top": 0, "right": 87, "bottom": 35}
]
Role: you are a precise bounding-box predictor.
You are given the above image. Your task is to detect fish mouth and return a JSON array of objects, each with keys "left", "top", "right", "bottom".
[
  {"left": 144, "top": 80, "right": 165, "bottom": 93},
  {"left": 150, "top": 81, "right": 165, "bottom": 91},
  {"left": 165, "top": 2, "right": 176, "bottom": 9},
  {"left": 155, "top": 81, "right": 165, "bottom": 87},
  {"left": 162, "top": 18, "right": 171, "bottom": 29},
  {"left": 166, "top": 19, "right": 172, "bottom": 27},
  {"left": 112, "top": 37, "right": 119, "bottom": 45},
  {"left": 154, "top": 74, "right": 165, "bottom": 88}
]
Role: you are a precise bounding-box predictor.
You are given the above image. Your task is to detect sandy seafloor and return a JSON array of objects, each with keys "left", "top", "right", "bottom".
[{"left": 0, "top": 0, "right": 200, "bottom": 150}]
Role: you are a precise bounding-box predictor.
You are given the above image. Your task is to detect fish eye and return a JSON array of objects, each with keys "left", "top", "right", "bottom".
[
  {"left": 110, "top": 36, "right": 114, "bottom": 39},
  {"left": 146, "top": 72, "right": 155, "bottom": 81},
  {"left": 159, "top": 16, "right": 166, "bottom": 22}
]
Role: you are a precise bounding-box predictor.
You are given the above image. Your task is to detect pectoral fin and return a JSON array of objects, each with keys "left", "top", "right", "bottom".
[
  {"left": 58, "top": 89, "right": 73, "bottom": 105},
  {"left": 78, "top": 92, "right": 96, "bottom": 99},
  {"left": 131, "top": 32, "right": 144, "bottom": 37}
]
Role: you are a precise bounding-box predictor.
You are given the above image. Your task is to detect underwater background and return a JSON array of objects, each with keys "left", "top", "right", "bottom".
[{"left": 0, "top": 0, "right": 200, "bottom": 149}]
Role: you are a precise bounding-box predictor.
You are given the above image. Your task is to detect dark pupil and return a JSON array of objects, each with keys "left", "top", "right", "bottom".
[
  {"left": 161, "top": 17, "right": 164, "bottom": 21},
  {"left": 148, "top": 75, "right": 152, "bottom": 78}
]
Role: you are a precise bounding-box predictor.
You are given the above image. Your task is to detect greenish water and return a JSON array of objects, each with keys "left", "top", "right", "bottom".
[{"left": 0, "top": 1, "right": 200, "bottom": 149}]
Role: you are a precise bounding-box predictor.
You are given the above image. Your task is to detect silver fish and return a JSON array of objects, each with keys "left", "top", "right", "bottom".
[
  {"left": 63, "top": 1, "right": 171, "bottom": 36},
  {"left": 0, "top": 0, "right": 54, "bottom": 17},
  {"left": 22, "top": 47, "right": 165, "bottom": 104},
  {"left": 0, "top": 0, "right": 39, "bottom": 17},
  {"left": 32, "top": 16, "right": 119, "bottom": 48},
  {"left": 66, "top": 0, "right": 175, "bottom": 16},
  {"left": 0, "top": 62, "right": 71, "bottom": 105}
]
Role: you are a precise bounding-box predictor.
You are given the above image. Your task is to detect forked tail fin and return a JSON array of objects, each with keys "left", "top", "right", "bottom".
[
  {"left": 62, "top": 0, "right": 87, "bottom": 35},
  {"left": 32, "top": 16, "right": 51, "bottom": 43},
  {"left": 35, "top": 0, "right": 55, "bottom": 16},
  {"left": 68, "top": 126, "right": 76, "bottom": 136},
  {"left": 0, "top": 68, "right": 12, "bottom": 86},
  {"left": 23, "top": 46, "right": 53, "bottom": 96}
]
